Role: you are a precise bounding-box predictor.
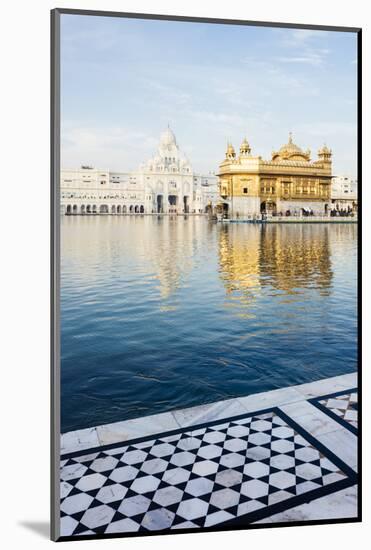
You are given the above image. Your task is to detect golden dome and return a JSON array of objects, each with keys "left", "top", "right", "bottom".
[
  {"left": 318, "top": 143, "right": 332, "bottom": 156},
  {"left": 225, "top": 142, "right": 236, "bottom": 159},
  {"left": 240, "top": 137, "right": 251, "bottom": 155},
  {"left": 272, "top": 133, "right": 309, "bottom": 161}
]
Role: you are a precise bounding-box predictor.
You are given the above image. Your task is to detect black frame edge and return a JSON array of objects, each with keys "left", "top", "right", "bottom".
[
  {"left": 53, "top": 7, "right": 361, "bottom": 33},
  {"left": 51, "top": 7, "right": 61, "bottom": 543}
]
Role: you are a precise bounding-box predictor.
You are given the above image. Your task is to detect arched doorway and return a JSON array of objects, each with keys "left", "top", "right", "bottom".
[
  {"left": 216, "top": 202, "right": 229, "bottom": 218},
  {"left": 140, "top": 205, "right": 144, "bottom": 213},
  {"left": 81, "top": 205, "right": 85, "bottom": 214},
  {"left": 134, "top": 205, "right": 139, "bottom": 213},
  {"left": 129, "top": 205, "right": 134, "bottom": 213},
  {"left": 92, "top": 205, "right": 97, "bottom": 214},
  {"left": 183, "top": 196, "right": 189, "bottom": 213},
  {"left": 168, "top": 195, "right": 177, "bottom": 214},
  {"left": 117, "top": 205, "right": 121, "bottom": 214},
  {"left": 86, "top": 205, "right": 91, "bottom": 214},
  {"left": 111, "top": 205, "right": 116, "bottom": 214},
  {"left": 260, "top": 200, "right": 276, "bottom": 215},
  {"left": 66, "top": 204, "right": 72, "bottom": 215},
  {"left": 99, "top": 204, "right": 108, "bottom": 214},
  {"left": 123, "top": 205, "right": 127, "bottom": 214},
  {"left": 72, "top": 204, "right": 78, "bottom": 214},
  {"left": 157, "top": 195, "right": 163, "bottom": 213}
]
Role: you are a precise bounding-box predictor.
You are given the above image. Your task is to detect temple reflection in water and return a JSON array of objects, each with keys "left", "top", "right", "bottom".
[
  {"left": 61, "top": 216, "right": 357, "bottom": 432},
  {"left": 218, "top": 223, "right": 334, "bottom": 310}
]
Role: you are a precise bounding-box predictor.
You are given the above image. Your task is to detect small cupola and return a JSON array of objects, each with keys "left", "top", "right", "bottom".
[
  {"left": 239, "top": 137, "right": 251, "bottom": 156},
  {"left": 225, "top": 142, "right": 236, "bottom": 160}
]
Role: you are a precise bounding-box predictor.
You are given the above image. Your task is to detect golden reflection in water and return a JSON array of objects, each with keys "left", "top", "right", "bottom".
[
  {"left": 62, "top": 217, "right": 344, "bottom": 317},
  {"left": 218, "top": 225, "right": 261, "bottom": 317},
  {"left": 259, "top": 224, "right": 333, "bottom": 294},
  {"left": 218, "top": 223, "right": 334, "bottom": 312}
]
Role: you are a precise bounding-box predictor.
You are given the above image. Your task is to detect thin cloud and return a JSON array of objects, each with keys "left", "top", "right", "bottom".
[{"left": 277, "top": 48, "right": 330, "bottom": 67}]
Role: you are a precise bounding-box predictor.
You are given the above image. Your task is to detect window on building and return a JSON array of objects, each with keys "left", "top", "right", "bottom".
[{"left": 243, "top": 187, "right": 248, "bottom": 194}]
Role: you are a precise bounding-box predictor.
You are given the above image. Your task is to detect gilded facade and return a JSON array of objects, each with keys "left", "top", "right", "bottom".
[{"left": 218, "top": 134, "right": 332, "bottom": 217}]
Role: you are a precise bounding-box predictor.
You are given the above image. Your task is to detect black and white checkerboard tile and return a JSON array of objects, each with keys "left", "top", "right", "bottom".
[
  {"left": 59, "top": 407, "right": 357, "bottom": 538},
  {"left": 309, "top": 389, "right": 358, "bottom": 435}
]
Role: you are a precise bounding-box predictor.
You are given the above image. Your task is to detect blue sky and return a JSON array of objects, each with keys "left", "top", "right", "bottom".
[{"left": 61, "top": 15, "right": 358, "bottom": 176}]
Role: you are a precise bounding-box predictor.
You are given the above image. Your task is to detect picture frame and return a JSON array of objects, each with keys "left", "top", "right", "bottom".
[{"left": 51, "top": 8, "right": 361, "bottom": 541}]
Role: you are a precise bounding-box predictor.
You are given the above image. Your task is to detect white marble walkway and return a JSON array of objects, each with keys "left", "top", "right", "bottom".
[
  {"left": 59, "top": 372, "right": 358, "bottom": 534},
  {"left": 61, "top": 372, "right": 357, "bottom": 459}
]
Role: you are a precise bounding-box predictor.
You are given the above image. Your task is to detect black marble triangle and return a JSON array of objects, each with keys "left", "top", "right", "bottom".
[
  {"left": 73, "top": 522, "right": 91, "bottom": 535},
  {"left": 124, "top": 487, "right": 141, "bottom": 499},
  {"left": 321, "top": 467, "right": 336, "bottom": 477},
  {"left": 108, "top": 499, "right": 124, "bottom": 511},
  {"left": 286, "top": 450, "right": 296, "bottom": 458},
  {"left": 311, "top": 476, "right": 324, "bottom": 486},
  {"left": 295, "top": 475, "right": 308, "bottom": 486},
  {"left": 85, "top": 488, "right": 100, "bottom": 498},
  {"left": 175, "top": 481, "right": 189, "bottom": 492},
  {"left": 94, "top": 524, "right": 110, "bottom": 535},
  {"left": 166, "top": 501, "right": 182, "bottom": 514},
  {"left": 189, "top": 516, "right": 205, "bottom": 527},
  {"left": 285, "top": 484, "right": 298, "bottom": 496},
  {"left": 147, "top": 500, "right": 160, "bottom": 512},
  {"left": 207, "top": 503, "right": 222, "bottom": 515},
  {"left": 225, "top": 504, "right": 239, "bottom": 517},
  {"left": 68, "top": 486, "right": 83, "bottom": 497},
  {"left": 89, "top": 498, "right": 104, "bottom": 509},
  {"left": 156, "top": 479, "right": 170, "bottom": 490},
  {"left": 70, "top": 510, "right": 86, "bottom": 522},
  {"left": 102, "top": 477, "right": 116, "bottom": 487},
  {"left": 256, "top": 494, "right": 269, "bottom": 506},
  {"left": 171, "top": 514, "right": 188, "bottom": 526},
  {"left": 239, "top": 492, "right": 253, "bottom": 504},
  {"left": 136, "top": 469, "right": 149, "bottom": 478},
  {"left": 260, "top": 474, "right": 271, "bottom": 484}
]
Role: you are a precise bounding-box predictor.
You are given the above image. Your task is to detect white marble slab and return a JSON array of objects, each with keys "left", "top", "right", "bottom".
[
  {"left": 254, "top": 484, "right": 357, "bottom": 523},
  {"left": 96, "top": 410, "right": 180, "bottom": 447},
  {"left": 281, "top": 401, "right": 347, "bottom": 437},
  {"left": 292, "top": 372, "right": 357, "bottom": 399},
  {"left": 61, "top": 427, "right": 100, "bottom": 454},
  {"left": 316, "top": 428, "right": 358, "bottom": 469},
  {"left": 172, "top": 397, "right": 247, "bottom": 429},
  {"left": 237, "top": 386, "right": 303, "bottom": 412},
  {"left": 61, "top": 372, "right": 358, "bottom": 454}
]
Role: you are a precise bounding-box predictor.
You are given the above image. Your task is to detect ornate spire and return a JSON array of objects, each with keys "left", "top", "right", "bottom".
[
  {"left": 318, "top": 143, "right": 332, "bottom": 161},
  {"left": 225, "top": 142, "right": 236, "bottom": 160},
  {"left": 240, "top": 137, "right": 251, "bottom": 156}
]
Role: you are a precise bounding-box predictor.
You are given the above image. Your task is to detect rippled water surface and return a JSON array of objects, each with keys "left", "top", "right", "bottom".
[{"left": 61, "top": 217, "right": 357, "bottom": 432}]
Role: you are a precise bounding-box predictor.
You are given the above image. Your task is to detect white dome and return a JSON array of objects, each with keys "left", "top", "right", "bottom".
[{"left": 160, "top": 127, "right": 177, "bottom": 148}]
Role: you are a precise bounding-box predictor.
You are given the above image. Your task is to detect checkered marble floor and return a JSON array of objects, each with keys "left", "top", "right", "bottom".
[
  {"left": 309, "top": 389, "right": 358, "bottom": 435},
  {"left": 59, "top": 406, "right": 357, "bottom": 538}
]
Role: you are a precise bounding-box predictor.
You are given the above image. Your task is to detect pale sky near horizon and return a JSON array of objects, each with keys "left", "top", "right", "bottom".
[{"left": 61, "top": 14, "right": 358, "bottom": 177}]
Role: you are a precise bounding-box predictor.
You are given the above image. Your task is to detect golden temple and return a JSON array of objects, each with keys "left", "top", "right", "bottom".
[{"left": 218, "top": 133, "right": 332, "bottom": 217}]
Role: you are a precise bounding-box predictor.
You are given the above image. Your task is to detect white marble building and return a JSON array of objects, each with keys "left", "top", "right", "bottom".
[
  {"left": 331, "top": 175, "right": 358, "bottom": 212},
  {"left": 61, "top": 127, "right": 218, "bottom": 215}
]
